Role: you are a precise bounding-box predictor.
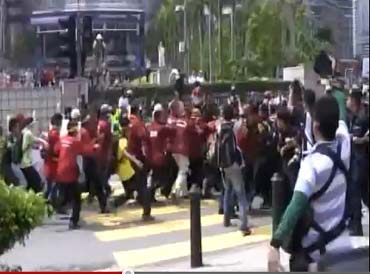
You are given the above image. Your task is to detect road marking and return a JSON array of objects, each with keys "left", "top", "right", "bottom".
[
  {"left": 84, "top": 200, "right": 218, "bottom": 227},
  {"left": 113, "top": 226, "right": 271, "bottom": 268},
  {"left": 95, "top": 213, "right": 223, "bottom": 242}
]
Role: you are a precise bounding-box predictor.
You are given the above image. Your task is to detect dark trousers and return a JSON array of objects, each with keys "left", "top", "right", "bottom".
[
  {"left": 188, "top": 158, "right": 204, "bottom": 189},
  {"left": 349, "top": 152, "right": 368, "bottom": 229},
  {"left": 57, "top": 183, "right": 81, "bottom": 225},
  {"left": 113, "top": 176, "right": 136, "bottom": 208},
  {"left": 21, "top": 166, "right": 42, "bottom": 193},
  {"left": 254, "top": 156, "right": 276, "bottom": 205},
  {"left": 84, "top": 157, "right": 107, "bottom": 211},
  {"left": 132, "top": 163, "right": 152, "bottom": 217},
  {"left": 149, "top": 164, "right": 169, "bottom": 200},
  {"left": 161, "top": 154, "right": 178, "bottom": 198}
]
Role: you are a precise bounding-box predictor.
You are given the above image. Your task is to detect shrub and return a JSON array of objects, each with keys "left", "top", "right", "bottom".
[{"left": 0, "top": 180, "right": 50, "bottom": 256}]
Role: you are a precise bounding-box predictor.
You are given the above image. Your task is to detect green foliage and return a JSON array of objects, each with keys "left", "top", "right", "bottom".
[
  {"left": 0, "top": 180, "right": 50, "bottom": 255},
  {"left": 148, "top": 0, "right": 332, "bottom": 80}
]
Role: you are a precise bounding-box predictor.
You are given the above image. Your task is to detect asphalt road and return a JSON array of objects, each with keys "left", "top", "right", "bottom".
[{"left": 0, "top": 197, "right": 272, "bottom": 271}]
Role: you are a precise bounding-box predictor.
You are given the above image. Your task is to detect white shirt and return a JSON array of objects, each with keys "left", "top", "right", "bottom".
[{"left": 294, "top": 121, "right": 351, "bottom": 259}]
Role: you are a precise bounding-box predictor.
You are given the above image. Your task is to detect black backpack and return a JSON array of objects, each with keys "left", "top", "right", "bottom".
[
  {"left": 11, "top": 134, "right": 23, "bottom": 165},
  {"left": 215, "top": 122, "right": 242, "bottom": 169},
  {"left": 283, "top": 142, "right": 350, "bottom": 259}
]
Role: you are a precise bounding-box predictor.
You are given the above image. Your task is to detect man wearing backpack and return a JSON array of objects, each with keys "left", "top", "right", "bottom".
[
  {"left": 268, "top": 95, "right": 352, "bottom": 272},
  {"left": 216, "top": 104, "right": 251, "bottom": 237}
]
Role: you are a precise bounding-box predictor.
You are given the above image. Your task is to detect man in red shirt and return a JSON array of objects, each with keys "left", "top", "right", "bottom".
[
  {"left": 55, "top": 121, "right": 97, "bottom": 230},
  {"left": 188, "top": 108, "right": 208, "bottom": 191},
  {"left": 169, "top": 107, "right": 193, "bottom": 200},
  {"left": 44, "top": 113, "right": 62, "bottom": 206},
  {"left": 146, "top": 104, "right": 175, "bottom": 201},
  {"left": 127, "top": 105, "right": 153, "bottom": 221},
  {"left": 97, "top": 104, "right": 113, "bottom": 196},
  {"left": 81, "top": 115, "right": 108, "bottom": 213}
]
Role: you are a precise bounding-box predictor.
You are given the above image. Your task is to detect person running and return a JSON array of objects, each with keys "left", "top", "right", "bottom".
[
  {"left": 55, "top": 121, "right": 98, "bottom": 230},
  {"left": 20, "top": 117, "right": 47, "bottom": 193},
  {"left": 216, "top": 104, "right": 251, "bottom": 236},
  {"left": 127, "top": 105, "right": 154, "bottom": 221},
  {"left": 268, "top": 95, "right": 351, "bottom": 272},
  {"left": 43, "top": 113, "right": 63, "bottom": 207},
  {"left": 146, "top": 104, "right": 175, "bottom": 202},
  {"left": 114, "top": 116, "right": 144, "bottom": 207},
  {"left": 347, "top": 90, "right": 369, "bottom": 235},
  {"left": 80, "top": 115, "right": 109, "bottom": 213}
]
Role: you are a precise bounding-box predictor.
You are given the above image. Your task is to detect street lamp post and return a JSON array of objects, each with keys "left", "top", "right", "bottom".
[
  {"left": 76, "top": 0, "right": 82, "bottom": 77},
  {"left": 175, "top": 1, "right": 188, "bottom": 76},
  {"left": 222, "top": 6, "right": 234, "bottom": 61},
  {"left": 204, "top": 5, "right": 212, "bottom": 83}
]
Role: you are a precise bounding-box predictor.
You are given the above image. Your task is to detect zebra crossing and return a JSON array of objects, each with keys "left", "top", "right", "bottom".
[{"left": 83, "top": 199, "right": 272, "bottom": 269}]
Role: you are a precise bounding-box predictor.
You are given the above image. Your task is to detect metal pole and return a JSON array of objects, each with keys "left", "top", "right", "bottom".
[
  {"left": 76, "top": 0, "right": 82, "bottom": 78},
  {"left": 208, "top": 12, "right": 212, "bottom": 83},
  {"left": 218, "top": 0, "right": 223, "bottom": 79},
  {"left": 184, "top": 0, "right": 188, "bottom": 76},
  {"left": 190, "top": 184, "right": 203, "bottom": 268},
  {"left": 230, "top": 13, "right": 234, "bottom": 60}
]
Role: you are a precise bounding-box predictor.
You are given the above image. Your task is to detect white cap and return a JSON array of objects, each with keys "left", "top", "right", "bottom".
[
  {"left": 153, "top": 103, "right": 163, "bottom": 113},
  {"left": 96, "top": 33, "right": 103, "bottom": 40},
  {"left": 127, "top": 89, "right": 133, "bottom": 95},
  {"left": 71, "top": 108, "right": 81, "bottom": 120}
]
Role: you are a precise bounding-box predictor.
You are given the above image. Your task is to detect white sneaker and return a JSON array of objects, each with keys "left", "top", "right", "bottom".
[{"left": 251, "top": 196, "right": 264, "bottom": 210}]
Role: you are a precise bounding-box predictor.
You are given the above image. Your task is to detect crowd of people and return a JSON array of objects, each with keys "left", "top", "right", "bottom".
[{"left": 0, "top": 80, "right": 368, "bottom": 252}]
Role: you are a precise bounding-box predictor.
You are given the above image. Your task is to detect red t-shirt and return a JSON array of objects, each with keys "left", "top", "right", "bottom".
[
  {"left": 97, "top": 119, "right": 112, "bottom": 164},
  {"left": 55, "top": 135, "right": 94, "bottom": 183},
  {"left": 43, "top": 128, "right": 60, "bottom": 181},
  {"left": 170, "top": 118, "right": 193, "bottom": 157},
  {"left": 188, "top": 119, "right": 208, "bottom": 160},
  {"left": 127, "top": 115, "right": 148, "bottom": 161},
  {"left": 146, "top": 121, "right": 175, "bottom": 168}
]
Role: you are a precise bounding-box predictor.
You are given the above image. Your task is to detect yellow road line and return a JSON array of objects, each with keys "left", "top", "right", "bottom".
[
  {"left": 84, "top": 200, "right": 218, "bottom": 226},
  {"left": 95, "top": 214, "right": 223, "bottom": 242},
  {"left": 113, "top": 226, "right": 271, "bottom": 268}
]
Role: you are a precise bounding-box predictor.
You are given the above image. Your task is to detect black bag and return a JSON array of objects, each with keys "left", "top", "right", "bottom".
[
  {"left": 215, "top": 122, "right": 242, "bottom": 169},
  {"left": 12, "top": 134, "right": 23, "bottom": 165}
]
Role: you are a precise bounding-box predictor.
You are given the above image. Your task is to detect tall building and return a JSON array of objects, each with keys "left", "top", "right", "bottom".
[
  {"left": 305, "top": 0, "right": 354, "bottom": 59},
  {"left": 353, "top": 0, "right": 369, "bottom": 58},
  {"left": 0, "top": 0, "right": 5, "bottom": 55}
]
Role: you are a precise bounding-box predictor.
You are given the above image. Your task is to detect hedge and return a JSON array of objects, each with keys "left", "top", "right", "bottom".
[
  {"left": 0, "top": 181, "right": 50, "bottom": 256},
  {"left": 90, "top": 80, "right": 291, "bottom": 108}
]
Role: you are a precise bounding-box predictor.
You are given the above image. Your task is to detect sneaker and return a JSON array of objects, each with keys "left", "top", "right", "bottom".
[
  {"left": 241, "top": 227, "right": 252, "bottom": 237},
  {"left": 142, "top": 215, "right": 155, "bottom": 222},
  {"left": 68, "top": 222, "right": 81, "bottom": 230}
]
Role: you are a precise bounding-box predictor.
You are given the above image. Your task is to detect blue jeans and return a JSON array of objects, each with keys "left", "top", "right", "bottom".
[{"left": 223, "top": 165, "right": 249, "bottom": 231}]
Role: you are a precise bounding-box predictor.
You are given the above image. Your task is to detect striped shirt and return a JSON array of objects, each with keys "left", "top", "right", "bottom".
[{"left": 294, "top": 121, "right": 351, "bottom": 253}]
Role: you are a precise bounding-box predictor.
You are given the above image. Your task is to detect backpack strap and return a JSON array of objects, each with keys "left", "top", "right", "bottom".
[{"left": 304, "top": 142, "right": 349, "bottom": 255}]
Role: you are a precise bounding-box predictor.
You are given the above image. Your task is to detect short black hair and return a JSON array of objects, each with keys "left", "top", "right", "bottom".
[
  {"left": 119, "top": 116, "right": 130, "bottom": 128},
  {"left": 259, "top": 103, "right": 269, "bottom": 114},
  {"left": 303, "top": 89, "right": 316, "bottom": 109},
  {"left": 277, "top": 107, "right": 292, "bottom": 125},
  {"left": 8, "top": 118, "right": 18, "bottom": 132},
  {"left": 290, "top": 79, "right": 304, "bottom": 102},
  {"left": 130, "top": 105, "right": 139, "bottom": 115},
  {"left": 313, "top": 95, "right": 339, "bottom": 141},
  {"left": 51, "top": 113, "right": 63, "bottom": 126},
  {"left": 223, "top": 104, "right": 234, "bottom": 121}
]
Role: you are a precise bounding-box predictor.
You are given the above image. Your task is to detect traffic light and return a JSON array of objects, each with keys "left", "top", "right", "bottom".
[
  {"left": 58, "top": 15, "right": 77, "bottom": 78},
  {"left": 82, "top": 16, "right": 93, "bottom": 54},
  {"left": 81, "top": 16, "right": 93, "bottom": 74}
]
